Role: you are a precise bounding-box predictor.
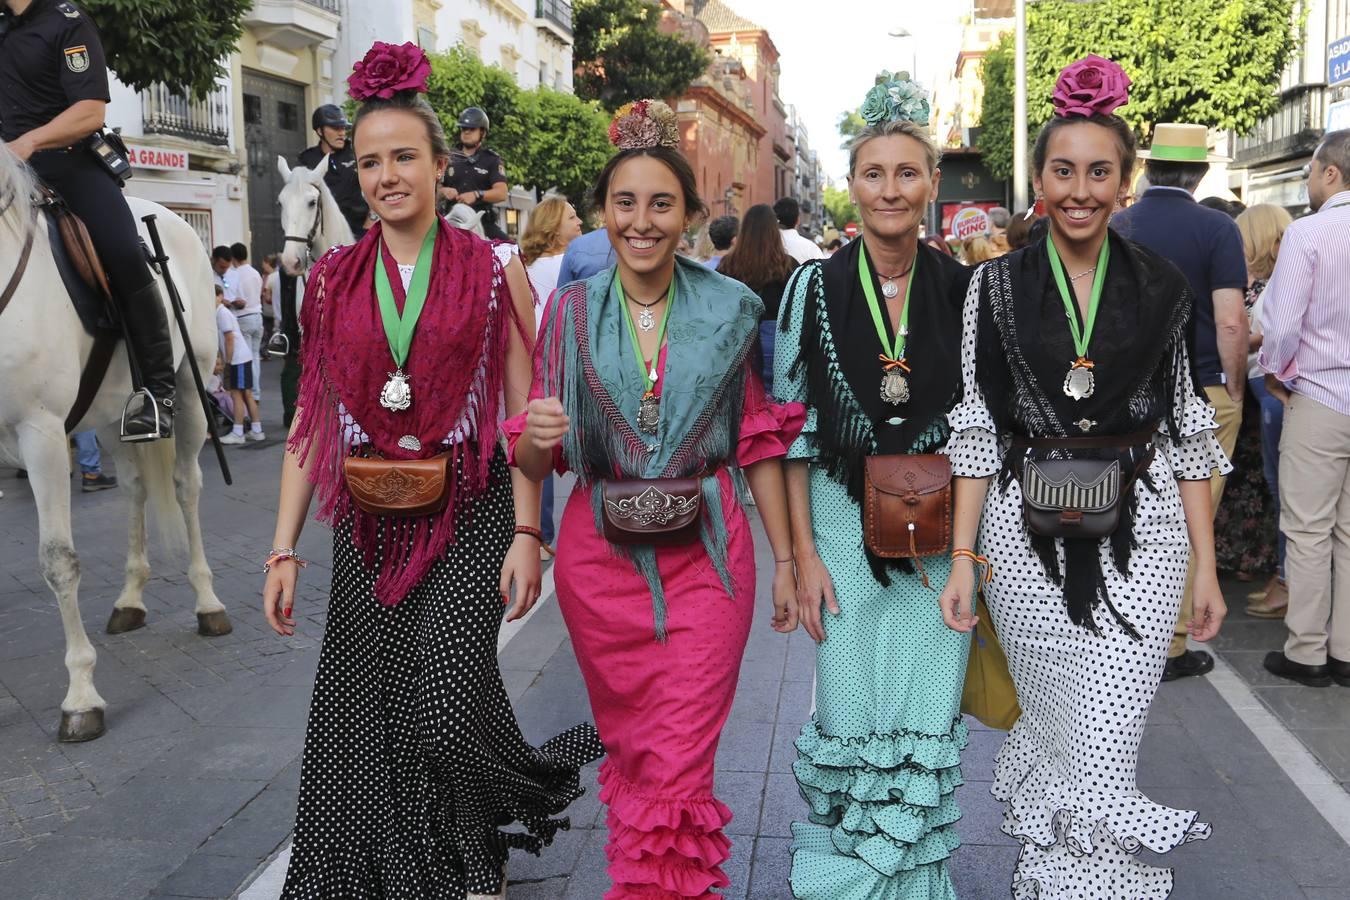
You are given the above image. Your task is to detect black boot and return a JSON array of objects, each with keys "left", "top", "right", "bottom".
[{"left": 119, "top": 282, "right": 176, "bottom": 442}]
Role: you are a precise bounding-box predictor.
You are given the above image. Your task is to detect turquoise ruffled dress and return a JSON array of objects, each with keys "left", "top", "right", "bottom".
[{"left": 774, "top": 264, "right": 971, "bottom": 900}]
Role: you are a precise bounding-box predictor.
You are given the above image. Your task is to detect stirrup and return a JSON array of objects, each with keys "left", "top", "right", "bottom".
[
  {"left": 119, "top": 388, "right": 169, "bottom": 443},
  {"left": 266, "top": 332, "right": 290, "bottom": 356}
]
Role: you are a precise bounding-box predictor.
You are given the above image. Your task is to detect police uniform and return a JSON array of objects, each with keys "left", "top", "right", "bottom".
[
  {"left": 298, "top": 142, "right": 368, "bottom": 238},
  {"left": 441, "top": 146, "right": 508, "bottom": 240},
  {"left": 0, "top": 0, "right": 177, "bottom": 439}
]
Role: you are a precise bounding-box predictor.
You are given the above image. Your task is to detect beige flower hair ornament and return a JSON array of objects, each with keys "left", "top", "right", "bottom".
[{"left": 608, "top": 100, "right": 681, "bottom": 151}]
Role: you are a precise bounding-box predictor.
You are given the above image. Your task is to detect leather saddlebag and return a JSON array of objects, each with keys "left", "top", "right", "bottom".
[
  {"left": 601, "top": 478, "right": 703, "bottom": 546},
  {"left": 343, "top": 452, "right": 451, "bottom": 517},
  {"left": 862, "top": 454, "right": 953, "bottom": 558}
]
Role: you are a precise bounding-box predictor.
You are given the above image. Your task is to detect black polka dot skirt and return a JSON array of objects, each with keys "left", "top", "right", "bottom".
[{"left": 281, "top": 450, "right": 604, "bottom": 899}]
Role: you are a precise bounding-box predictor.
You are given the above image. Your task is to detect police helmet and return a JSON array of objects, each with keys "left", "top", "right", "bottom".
[
  {"left": 312, "top": 104, "right": 351, "bottom": 132},
  {"left": 457, "top": 107, "right": 490, "bottom": 132}
]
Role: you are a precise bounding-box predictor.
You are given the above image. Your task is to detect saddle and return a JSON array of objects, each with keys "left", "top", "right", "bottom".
[{"left": 39, "top": 187, "right": 119, "bottom": 337}]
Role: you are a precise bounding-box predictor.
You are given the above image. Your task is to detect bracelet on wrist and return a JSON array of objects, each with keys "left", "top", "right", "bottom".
[
  {"left": 263, "top": 548, "right": 308, "bottom": 574},
  {"left": 513, "top": 525, "right": 543, "bottom": 542},
  {"left": 774, "top": 557, "right": 794, "bottom": 565},
  {"left": 951, "top": 548, "right": 993, "bottom": 585}
]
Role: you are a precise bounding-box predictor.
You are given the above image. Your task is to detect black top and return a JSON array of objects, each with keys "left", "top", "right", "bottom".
[
  {"left": 0, "top": 0, "right": 109, "bottom": 142},
  {"left": 297, "top": 142, "right": 368, "bottom": 236},
  {"left": 1111, "top": 188, "right": 1247, "bottom": 387},
  {"left": 441, "top": 145, "right": 506, "bottom": 226}
]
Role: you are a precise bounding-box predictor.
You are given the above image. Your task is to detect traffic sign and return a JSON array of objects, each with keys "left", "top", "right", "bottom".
[{"left": 1330, "top": 36, "right": 1350, "bottom": 86}]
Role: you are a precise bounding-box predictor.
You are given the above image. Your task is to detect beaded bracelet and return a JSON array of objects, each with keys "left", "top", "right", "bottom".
[
  {"left": 951, "top": 548, "right": 993, "bottom": 585},
  {"left": 513, "top": 525, "right": 544, "bottom": 542},
  {"left": 263, "top": 548, "right": 309, "bottom": 574}
]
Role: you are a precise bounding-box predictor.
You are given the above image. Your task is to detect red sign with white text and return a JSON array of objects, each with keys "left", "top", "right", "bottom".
[{"left": 126, "top": 145, "right": 189, "bottom": 171}]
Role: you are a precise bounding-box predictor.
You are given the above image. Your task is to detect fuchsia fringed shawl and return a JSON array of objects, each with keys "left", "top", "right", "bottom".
[{"left": 288, "top": 219, "right": 521, "bottom": 606}]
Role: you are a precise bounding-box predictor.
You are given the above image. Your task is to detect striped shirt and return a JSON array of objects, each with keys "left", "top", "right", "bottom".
[{"left": 1259, "top": 189, "right": 1350, "bottom": 416}]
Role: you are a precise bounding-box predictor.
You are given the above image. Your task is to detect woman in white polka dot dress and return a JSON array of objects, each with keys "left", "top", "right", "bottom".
[
  {"left": 261, "top": 44, "right": 602, "bottom": 900},
  {"left": 774, "top": 82, "right": 976, "bottom": 899},
  {"left": 938, "top": 56, "right": 1230, "bottom": 897}
]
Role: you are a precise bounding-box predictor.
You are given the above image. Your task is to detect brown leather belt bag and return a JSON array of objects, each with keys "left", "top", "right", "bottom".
[
  {"left": 862, "top": 454, "right": 953, "bottom": 558},
  {"left": 1013, "top": 427, "right": 1156, "bottom": 540},
  {"left": 602, "top": 478, "right": 703, "bottom": 546},
  {"left": 343, "top": 451, "right": 451, "bottom": 517}
]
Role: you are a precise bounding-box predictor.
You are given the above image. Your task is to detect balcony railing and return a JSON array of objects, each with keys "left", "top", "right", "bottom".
[
  {"left": 536, "top": 0, "right": 572, "bottom": 35},
  {"left": 302, "top": 0, "right": 340, "bottom": 12},
  {"left": 142, "top": 82, "right": 231, "bottom": 146},
  {"left": 1233, "top": 84, "right": 1326, "bottom": 166}
]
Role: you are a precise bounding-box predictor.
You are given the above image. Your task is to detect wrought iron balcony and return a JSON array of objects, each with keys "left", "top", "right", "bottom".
[
  {"left": 536, "top": 0, "right": 572, "bottom": 36},
  {"left": 1233, "top": 84, "right": 1326, "bottom": 167},
  {"left": 141, "top": 82, "right": 231, "bottom": 146},
  {"left": 303, "top": 0, "right": 339, "bottom": 10}
]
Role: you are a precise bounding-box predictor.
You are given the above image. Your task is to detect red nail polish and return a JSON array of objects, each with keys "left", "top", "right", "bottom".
[{"left": 283, "top": 607, "right": 292, "bottom": 618}]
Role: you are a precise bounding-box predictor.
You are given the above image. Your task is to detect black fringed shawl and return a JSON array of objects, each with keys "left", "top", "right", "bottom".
[
  {"left": 780, "top": 237, "right": 973, "bottom": 584},
  {"left": 975, "top": 229, "right": 1196, "bottom": 638}
]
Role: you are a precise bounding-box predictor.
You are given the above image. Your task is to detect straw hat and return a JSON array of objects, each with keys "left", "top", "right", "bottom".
[{"left": 1139, "top": 123, "right": 1229, "bottom": 163}]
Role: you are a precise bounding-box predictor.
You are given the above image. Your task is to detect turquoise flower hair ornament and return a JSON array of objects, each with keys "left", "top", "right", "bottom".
[{"left": 860, "top": 76, "right": 931, "bottom": 127}]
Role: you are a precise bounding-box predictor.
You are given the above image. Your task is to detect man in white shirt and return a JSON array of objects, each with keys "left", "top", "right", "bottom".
[
  {"left": 774, "top": 197, "right": 823, "bottom": 264},
  {"left": 227, "top": 242, "right": 266, "bottom": 402}
]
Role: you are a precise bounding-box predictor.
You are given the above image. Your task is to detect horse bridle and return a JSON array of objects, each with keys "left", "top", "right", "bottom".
[
  {"left": 282, "top": 185, "right": 325, "bottom": 270},
  {"left": 0, "top": 199, "right": 39, "bottom": 319}
]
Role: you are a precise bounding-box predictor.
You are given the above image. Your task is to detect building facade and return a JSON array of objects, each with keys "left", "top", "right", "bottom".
[
  {"left": 790, "top": 107, "right": 825, "bottom": 238},
  {"left": 1230, "top": 0, "right": 1349, "bottom": 215}
]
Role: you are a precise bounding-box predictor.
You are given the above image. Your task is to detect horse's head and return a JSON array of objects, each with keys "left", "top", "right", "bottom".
[
  {"left": 445, "top": 202, "right": 487, "bottom": 238},
  {"left": 0, "top": 139, "right": 38, "bottom": 240},
  {"left": 277, "top": 155, "right": 332, "bottom": 275}
]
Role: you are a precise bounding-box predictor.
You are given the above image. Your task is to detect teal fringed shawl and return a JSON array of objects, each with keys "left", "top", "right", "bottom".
[{"left": 538, "top": 257, "right": 763, "bottom": 640}]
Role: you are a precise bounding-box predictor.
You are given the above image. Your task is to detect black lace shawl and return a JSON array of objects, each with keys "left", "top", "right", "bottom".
[
  {"left": 781, "top": 237, "right": 973, "bottom": 584},
  {"left": 974, "top": 230, "right": 1196, "bottom": 638}
]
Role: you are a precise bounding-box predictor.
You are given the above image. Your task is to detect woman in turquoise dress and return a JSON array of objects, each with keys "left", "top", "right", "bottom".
[{"left": 774, "top": 79, "right": 974, "bottom": 899}]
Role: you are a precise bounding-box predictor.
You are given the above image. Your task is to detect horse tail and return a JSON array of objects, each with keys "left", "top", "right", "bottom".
[{"left": 130, "top": 439, "right": 188, "bottom": 556}]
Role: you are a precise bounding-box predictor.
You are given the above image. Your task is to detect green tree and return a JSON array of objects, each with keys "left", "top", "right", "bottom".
[
  {"left": 977, "top": 0, "right": 1300, "bottom": 182},
  {"left": 823, "top": 183, "right": 858, "bottom": 230},
  {"left": 424, "top": 47, "right": 612, "bottom": 211},
  {"left": 573, "top": 0, "right": 710, "bottom": 111},
  {"left": 84, "top": 0, "right": 251, "bottom": 99}
]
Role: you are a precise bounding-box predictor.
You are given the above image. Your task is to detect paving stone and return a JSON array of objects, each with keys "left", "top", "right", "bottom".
[
  {"left": 756, "top": 773, "right": 801, "bottom": 839},
  {"left": 716, "top": 769, "right": 767, "bottom": 836},
  {"left": 154, "top": 851, "right": 263, "bottom": 898},
  {"left": 748, "top": 835, "right": 793, "bottom": 898}
]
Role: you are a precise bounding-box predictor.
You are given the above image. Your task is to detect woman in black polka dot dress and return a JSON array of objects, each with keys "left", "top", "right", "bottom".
[
  {"left": 938, "top": 56, "right": 1230, "bottom": 897},
  {"left": 261, "top": 44, "right": 602, "bottom": 900}
]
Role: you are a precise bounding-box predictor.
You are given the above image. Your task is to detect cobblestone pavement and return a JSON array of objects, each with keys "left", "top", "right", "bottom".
[{"left": 0, "top": 361, "right": 1347, "bottom": 899}]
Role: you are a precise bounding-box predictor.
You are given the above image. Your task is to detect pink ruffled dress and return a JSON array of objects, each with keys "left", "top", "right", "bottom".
[{"left": 505, "top": 345, "right": 803, "bottom": 899}]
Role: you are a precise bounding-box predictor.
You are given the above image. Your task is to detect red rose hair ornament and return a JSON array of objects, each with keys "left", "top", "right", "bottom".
[
  {"left": 1052, "top": 55, "right": 1131, "bottom": 118},
  {"left": 348, "top": 41, "right": 433, "bottom": 101}
]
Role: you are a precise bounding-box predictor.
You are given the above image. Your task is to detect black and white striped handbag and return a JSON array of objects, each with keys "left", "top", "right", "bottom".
[{"left": 1020, "top": 458, "right": 1123, "bottom": 539}]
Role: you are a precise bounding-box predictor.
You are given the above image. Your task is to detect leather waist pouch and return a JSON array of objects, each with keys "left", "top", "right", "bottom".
[
  {"left": 862, "top": 454, "right": 953, "bottom": 558},
  {"left": 602, "top": 477, "right": 702, "bottom": 546},
  {"left": 343, "top": 451, "right": 451, "bottom": 517},
  {"left": 1020, "top": 457, "right": 1123, "bottom": 539}
]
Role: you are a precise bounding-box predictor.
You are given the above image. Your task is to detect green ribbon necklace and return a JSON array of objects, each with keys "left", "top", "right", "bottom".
[
  {"left": 617, "top": 277, "right": 675, "bottom": 435},
  {"left": 373, "top": 223, "right": 437, "bottom": 412},
  {"left": 858, "top": 243, "right": 917, "bottom": 406},
  {"left": 1046, "top": 232, "right": 1109, "bottom": 401}
]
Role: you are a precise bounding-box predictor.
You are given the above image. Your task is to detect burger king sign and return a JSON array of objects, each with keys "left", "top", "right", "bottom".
[{"left": 951, "top": 207, "right": 991, "bottom": 241}]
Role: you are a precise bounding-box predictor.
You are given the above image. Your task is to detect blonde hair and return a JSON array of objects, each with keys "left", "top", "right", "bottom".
[
  {"left": 692, "top": 224, "right": 715, "bottom": 262},
  {"left": 1236, "top": 203, "right": 1293, "bottom": 281},
  {"left": 962, "top": 234, "right": 1000, "bottom": 264},
  {"left": 847, "top": 119, "right": 941, "bottom": 176},
  {"left": 519, "top": 194, "right": 572, "bottom": 267}
]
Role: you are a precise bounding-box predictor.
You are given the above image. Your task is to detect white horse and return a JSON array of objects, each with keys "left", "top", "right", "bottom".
[
  {"left": 276, "top": 155, "right": 355, "bottom": 277},
  {"left": 0, "top": 140, "right": 226, "bottom": 742}
]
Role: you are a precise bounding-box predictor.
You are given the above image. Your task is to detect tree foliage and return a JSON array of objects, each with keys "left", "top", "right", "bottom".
[
  {"left": 425, "top": 47, "right": 612, "bottom": 211},
  {"left": 977, "top": 0, "right": 1300, "bottom": 182},
  {"left": 83, "top": 0, "right": 250, "bottom": 99},
  {"left": 573, "top": 0, "right": 710, "bottom": 111},
  {"left": 823, "top": 183, "right": 858, "bottom": 229}
]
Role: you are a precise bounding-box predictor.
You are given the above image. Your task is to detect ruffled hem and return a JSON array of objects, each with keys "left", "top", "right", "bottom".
[
  {"left": 737, "top": 399, "right": 807, "bottom": 467},
  {"left": 500, "top": 409, "right": 567, "bottom": 475},
  {"left": 598, "top": 760, "right": 732, "bottom": 898},
  {"left": 993, "top": 727, "right": 1209, "bottom": 885},
  {"left": 942, "top": 405, "right": 1003, "bottom": 478},
  {"left": 946, "top": 400, "right": 998, "bottom": 436},
  {"left": 1160, "top": 397, "right": 1233, "bottom": 478},
  {"left": 1010, "top": 830, "right": 1176, "bottom": 899},
  {"left": 790, "top": 822, "right": 958, "bottom": 900},
  {"left": 792, "top": 717, "right": 968, "bottom": 877}
]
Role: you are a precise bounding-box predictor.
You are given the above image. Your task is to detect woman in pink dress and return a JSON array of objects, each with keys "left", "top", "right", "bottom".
[{"left": 505, "top": 101, "right": 804, "bottom": 898}]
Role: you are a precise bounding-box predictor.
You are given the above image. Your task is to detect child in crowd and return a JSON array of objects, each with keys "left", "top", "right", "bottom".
[{"left": 215, "top": 285, "right": 264, "bottom": 445}]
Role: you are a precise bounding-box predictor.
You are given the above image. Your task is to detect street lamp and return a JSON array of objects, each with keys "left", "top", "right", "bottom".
[{"left": 887, "top": 28, "right": 919, "bottom": 81}]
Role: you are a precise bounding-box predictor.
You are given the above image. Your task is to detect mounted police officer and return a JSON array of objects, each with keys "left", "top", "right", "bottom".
[
  {"left": 0, "top": 0, "right": 175, "bottom": 440},
  {"left": 438, "top": 106, "right": 509, "bottom": 240},
  {"left": 297, "top": 103, "right": 370, "bottom": 238}
]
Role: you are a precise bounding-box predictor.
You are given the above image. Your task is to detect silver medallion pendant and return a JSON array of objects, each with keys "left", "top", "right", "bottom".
[
  {"left": 1063, "top": 364, "right": 1095, "bottom": 401},
  {"left": 638, "top": 307, "right": 656, "bottom": 332},
  {"left": 380, "top": 370, "right": 413, "bottom": 411},
  {"left": 880, "top": 369, "right": 910, "bottom": 405},
  {"left": 881, "top": 279, "right": 900, "bottom": 299},
  {"left": 637, "top": 393, "right": 660, "bottom": 435}
]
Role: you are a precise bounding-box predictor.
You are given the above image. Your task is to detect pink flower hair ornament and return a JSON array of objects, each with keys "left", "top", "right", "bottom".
[
  {"left": 348, "top": 41, "right": 432, "bottom": 101},
  {"left": 1052, "top": 54, "right": 1131, "bottom": 119},
  {"left": 608, "top": 100, "right": 680, "bottom": 151}
]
